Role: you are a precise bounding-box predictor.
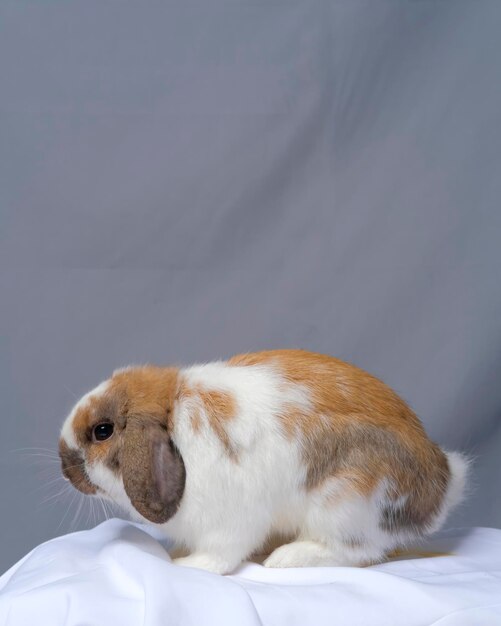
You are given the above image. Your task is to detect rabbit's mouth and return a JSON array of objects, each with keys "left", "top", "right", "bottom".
[{"left": 59, "top": 439, "right": 97, "bottom": 495}]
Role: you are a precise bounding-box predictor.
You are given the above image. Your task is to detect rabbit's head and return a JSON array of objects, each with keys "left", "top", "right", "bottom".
[{"left": 59, "top": 366, "right": 185, "bottom": 524}]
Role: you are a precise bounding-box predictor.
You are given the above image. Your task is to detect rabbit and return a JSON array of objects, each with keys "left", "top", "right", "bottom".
[{"left": 59, "top": 349, "right": 469, "bottom": 575}]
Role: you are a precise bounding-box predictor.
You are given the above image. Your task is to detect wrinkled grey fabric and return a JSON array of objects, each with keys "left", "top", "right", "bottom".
[{"left": 1, "top": 1, "right": 500, "bottom": 573}]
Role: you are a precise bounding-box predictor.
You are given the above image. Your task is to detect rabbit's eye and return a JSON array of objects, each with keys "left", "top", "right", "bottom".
[{"left": 93, "top": 423, "right": 114, "bottom": 442}]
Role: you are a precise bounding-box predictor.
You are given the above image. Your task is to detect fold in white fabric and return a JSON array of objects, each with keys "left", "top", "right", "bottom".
[{"left": 1, "top": 520, "right": 500, "bottom": 625}]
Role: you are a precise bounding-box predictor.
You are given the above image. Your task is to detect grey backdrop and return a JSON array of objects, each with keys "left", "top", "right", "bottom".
[{"left": 1, "top": 1, "right": 500, "bottom": 574}]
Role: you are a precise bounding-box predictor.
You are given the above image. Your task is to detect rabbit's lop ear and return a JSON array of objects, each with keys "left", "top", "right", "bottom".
[{"left": 122, "top": 418, "right": 186, "bottom": 524}]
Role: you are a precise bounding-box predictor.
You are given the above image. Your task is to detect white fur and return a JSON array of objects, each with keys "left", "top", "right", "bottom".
[
  {"left": 426, "top": 450, "right": 470, "bottom": 534},
  {"left": 161, "top": 363, "right": 308, "bottom": 573},
  {"left": 60, "top": 362, "right": 469, "bottom": 574}
]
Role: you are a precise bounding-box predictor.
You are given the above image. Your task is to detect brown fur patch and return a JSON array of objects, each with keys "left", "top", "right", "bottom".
[
  {"left": 190, "top": 406, "right": 202, "bottom": 433},
  {"left": 108, "top": 366, "right": 179, "bottom": 431},
  {"left": 198, "top": 388, "right": 236, "bottom": 456},
  {"left": 59, "top": 440, "right": 97, "bottom": 495},
  {"left": 229, "top": 349, "right": 450, "bottom": 532},
  {"left": 177, "top": 379, "right": 237, "bottom": 457},
  {"left": 176, "top": 380, "right": 202, "bottom": 434}
]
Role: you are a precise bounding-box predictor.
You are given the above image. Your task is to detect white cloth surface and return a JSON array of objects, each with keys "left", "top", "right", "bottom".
[{"left": 1, "top": 520, "right": 500, "bottom": 626}]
